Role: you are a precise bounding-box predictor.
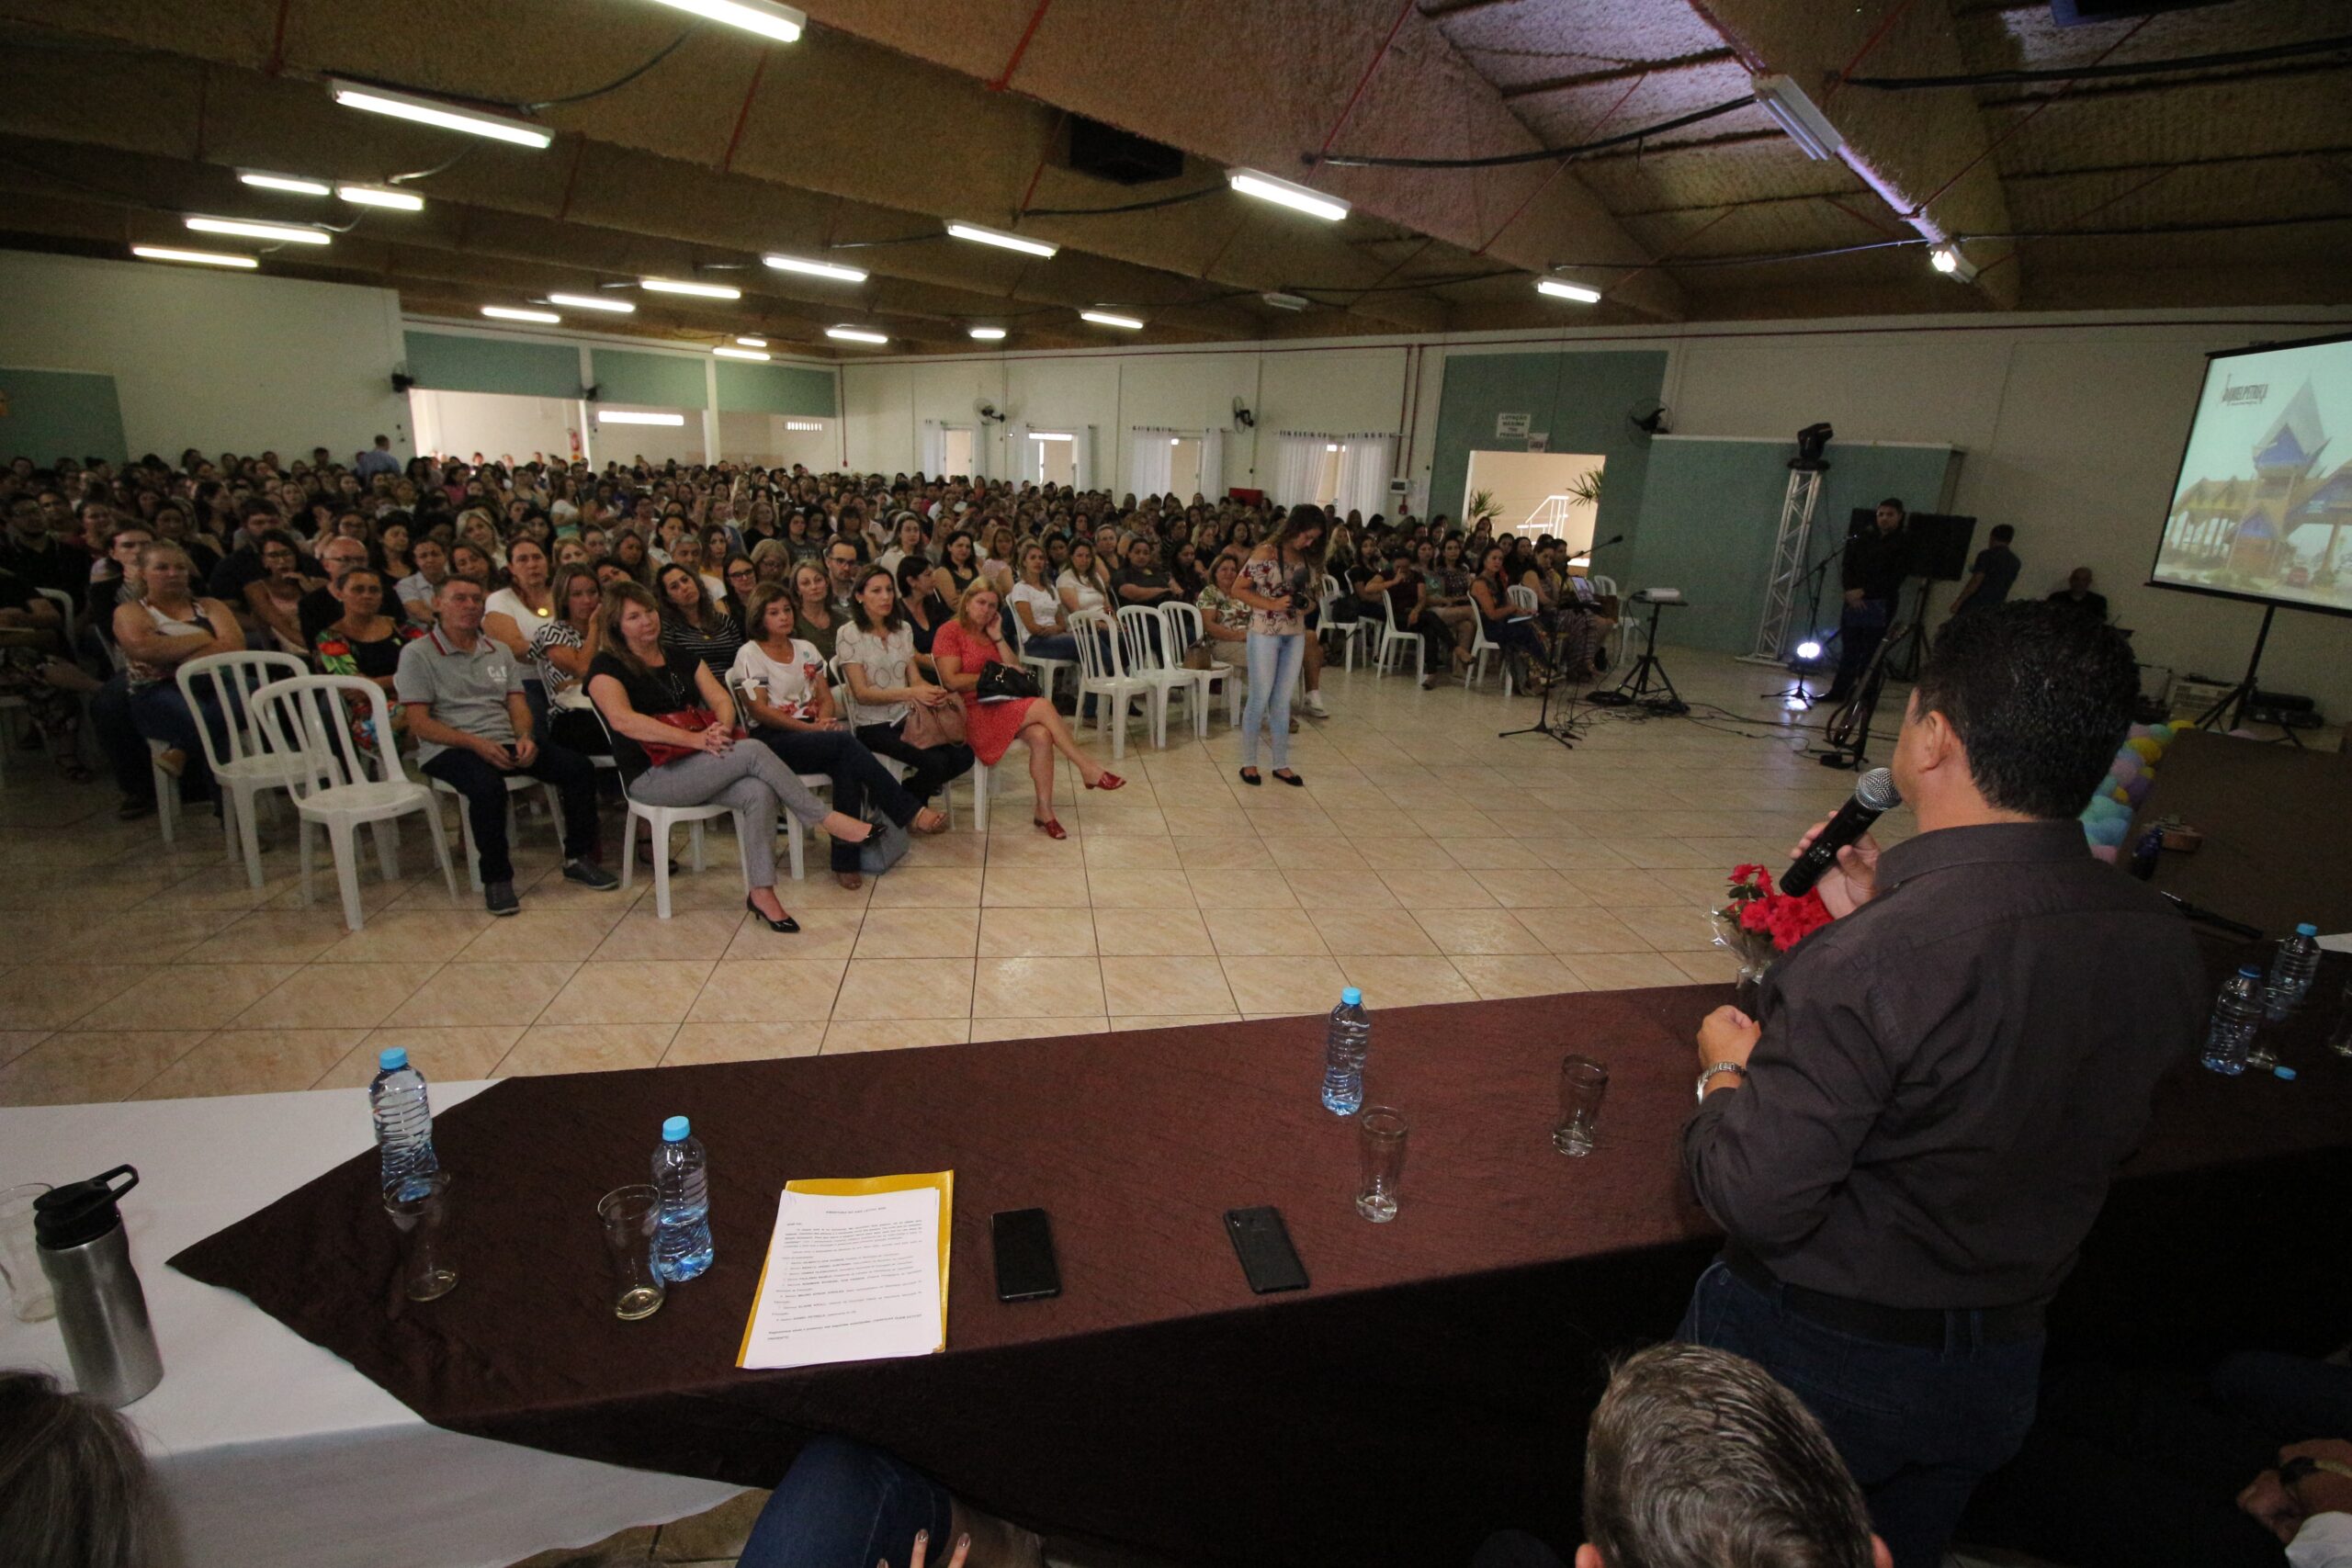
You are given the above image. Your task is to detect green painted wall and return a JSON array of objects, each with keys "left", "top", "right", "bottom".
[
  {"left": 1625, "top": 438, "right": 1962, "bottom": 654},
  {"left": 0, "top": 367, "right": 128, "bottom": 466},
  {"left": 403, "top": 332, "right": 581, "bottom": 399},
  {"left": 1428, "top": 349, "right": 1670, "bottom": 542},
  {"left": 716, "top": 359, "right": 835, "bottom": 418},
  {"left": 593, "top": 348, "right": 708, "bottom": 411}
]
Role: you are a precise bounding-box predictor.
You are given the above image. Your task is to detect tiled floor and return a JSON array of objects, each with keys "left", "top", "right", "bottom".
[
  {"left": 0, "top": 647, "right": 1905, "bottom": 1568},
  {"left": 0, "top": 648, "right": 1890, "bottom": 1105}
]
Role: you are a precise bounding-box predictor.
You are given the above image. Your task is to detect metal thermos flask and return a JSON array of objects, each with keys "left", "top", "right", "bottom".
[{"left": 35, "top": 1166, "right": 164, "bottom": 1408}]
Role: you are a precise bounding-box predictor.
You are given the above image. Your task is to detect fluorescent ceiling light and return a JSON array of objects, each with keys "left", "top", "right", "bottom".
[
  {"left": 763, "top": 253, "right": 867, "bottom": 284},
  {"left": 1536, "top": 276, "right": 1601, "bottom": 304},
  {"left": 546, "top": 292, "right": 635, "bottom": 313},
  {"left": 826, "top": 325, "right": 888, "bottom": 344},
  {"left": 967, "top": 326, "right": 1007, "bottom": 341},
  {"left": 640, "top": 277, "right": 741, "bottom": 299},
  {"left": 238, "top": 171, "right": 331, "bottom": 197},
  {"left": 598, "top": 410, "right": 687, "bottom": 426},
  {"left": 713, "top": 345, "right": 772, "bottom": 360},
  {"left": 338, "top": 183, "right": 424, "bottom": 211},
  {"left": 1750, "top": 73, "right": 1842, "bottom": 162},
  {"left": 185, "top": 215, "right": 331, "bottom": 245},
  {"left": 1929, "top": 244, "right": 1980, "bottom": 283},
  {"left": 945, "top": 221, "right": 1057, "bottom": 259},
  {"left": 1226, "top": 168, "right": 1349, "bottom": 222},
  {"left": 1326, "top": 444, "right": 1340, "bottom": 453},
  {"left": 1170, "top": 437, "right": 1182, "bottom": 446},
  {"left": 642, "top": 0, "right": 805, "bottom": 43},
  {"left": 1030, "top": 432, "right": 1074, "bottom": 442},
  {"left": 325, "top": 79, "right": 554, "bottom": 149},
  {"left": 1261, "top": 291, "right": 1310, "bottom": 312},
  {"left": 1080, "top": 309, "right": 1144, "bottom": 330},
  {"left": 131, "top": 245, "right": 258, "bottom": 269},
  {"left": 785, "top": 420, "right": 825, "bottom": 431},
  {"left": 482, "top": 305, "right": 560, "bottom": 323},
  {"left": 736, "top": 335, "right": 769, "bottom": 347}
]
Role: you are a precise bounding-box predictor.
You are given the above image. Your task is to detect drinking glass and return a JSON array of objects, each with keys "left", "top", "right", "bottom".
[
  {"left": 1554, "top": 1055, "right": 1609, "bottom": 1156},
  {"left": 2329, "top": 979, "right": 2352, "bottom": 1061},
  {"left": 0, "top": 1183, "right": 56, "bottom": 1323},
  {"left": 1356, "top": 1106, "right": 1408, "bottom": 1223},
  {"left": 383, "top": 1171, "right": 457, "bottom": 1303},
  {"left": 598, "top": 1185, "right": 666, "bottom": 1322}
]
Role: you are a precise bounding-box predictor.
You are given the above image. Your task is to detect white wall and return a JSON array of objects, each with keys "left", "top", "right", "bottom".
[
  {"left": 0, "top": 250, "right": 410, "bottom": 460},
  {"left": 411, "top": 389, "right": 579, "bottom": 466},
  {"left": 718, "top": 412, "right": 833, "bottom": 469}
]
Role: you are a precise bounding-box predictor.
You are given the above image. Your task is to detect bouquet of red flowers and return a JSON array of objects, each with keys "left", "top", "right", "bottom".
[{"left": 1710, "top": 863, "right": 1832, "bottom": 998}]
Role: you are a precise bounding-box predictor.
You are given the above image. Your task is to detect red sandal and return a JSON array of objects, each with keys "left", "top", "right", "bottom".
[
  {"left": 1033, "top": 816, "right": 1069, "bottom": 840},
  {"left": 1086, "top": 772, "right": 1125, "bottom": 792}
]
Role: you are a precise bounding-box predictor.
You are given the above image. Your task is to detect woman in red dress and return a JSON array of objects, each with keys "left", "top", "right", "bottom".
[{"left": 930, "top": 581, "right": 1123, "bottom": 839}]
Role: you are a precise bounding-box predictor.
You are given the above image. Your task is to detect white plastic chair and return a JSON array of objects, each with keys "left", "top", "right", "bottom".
[
  {"left": 426, "top": 771, "right": 565, "bottom": 892},
  {"left": 1068, "top": 609, "right": 1146, "bottom": 761},
  {"left": 146, "top": 740, "right": 179, "bottom": 848},
  {"left": 1012, "top": 614, "right": 1072, "bottom": 707},
  {"left": 589, "top": 707, "right": 753, "bottom": 919},
  {"left": 1114, "top": 604, "right": 1186, "bottom": 750},
  {"left": 250, "top": 675, "right": 458, "bottom": 931},
  {"left": 1318, "top": 573, "right": 1365, "bottom": 671},
  {"left": 1463, "top": 610, "right": 1502, "bottom": 694},
  {"left": 1374, "top": 592, "right": 1425, "bottom": 682},
  {"left": 1589, "top": 573, "right": 1635, "bottom": 670},
  {"left": 1159, "top": 602, "right": 1241, "bottom": 738},
  {"left": 177, "top": 650, "right": 311, "bottom": 887},
  {"left": 1507, "top": 584, "right": 1539, "bottom": 614}
]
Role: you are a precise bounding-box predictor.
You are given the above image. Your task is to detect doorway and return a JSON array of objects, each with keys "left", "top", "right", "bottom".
[
  {"left": 1168, "top": 436, "right": 1204, "bottom": 500},
  {"left": 1462, "top": 449, "right": 1605, "bottom": 551},
  {"left": 1030, "top": 430, "right": 1076, "bottom": 488},
  {"left": 942, "top": 425, "right": 976, "bottom": 479}
]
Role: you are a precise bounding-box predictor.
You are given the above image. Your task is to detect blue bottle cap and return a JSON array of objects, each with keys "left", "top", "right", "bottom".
[
  {"left": 2295, "top": 922, "right": 2318, "bottom": 937},
  {"left": 377, "top": 1046, "right": 409, "bottom": 1071},
  {"left": 2238, "top": 964, "right": 2264, "bottom": 977},
  {"left": 2274, "top": 1066, "right": 2298, "bottom": 1081},
  {"left": 662, "top": 1115, "right": 690, "bottom": 1142},
  {"left": 1340, "top": 987, "right": 1363, "bottom": 1006}
]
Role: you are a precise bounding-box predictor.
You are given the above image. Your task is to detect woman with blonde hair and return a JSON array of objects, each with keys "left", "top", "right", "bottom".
[
  {"left": 0, "top": 1370, "right": 182, "bottom": 1568},
  {"left": 930, "top": 578, "right": 1121, "bottom": 840}
]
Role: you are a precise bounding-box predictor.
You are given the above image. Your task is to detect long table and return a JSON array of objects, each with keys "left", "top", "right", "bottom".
[
  {"left": 0, "top": 1086, "right": 742, "bottom": 1568},
  {"left": 170, "top": 978, "right": 2352, "bottom": 1566},
  {"left": 2136, "top": 727, "right": 2352, "bottom": 935}
]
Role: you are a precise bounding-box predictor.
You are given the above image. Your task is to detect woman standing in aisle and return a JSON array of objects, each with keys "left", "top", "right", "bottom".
[{"left": 1227, "top": 504, "right": 1325, "bottom": 788}]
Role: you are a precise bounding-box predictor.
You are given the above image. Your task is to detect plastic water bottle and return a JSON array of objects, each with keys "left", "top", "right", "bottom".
[
  {"left": 2199, "top": 965, "right": 2265, "bottom": 1077},
  {"left": 2263, "top": 923, "right": 2323, "bottom": 1021},
  {"left": 1321, "top": 987, "right": 1371, "bottom": 1116},
  {"left": 368, "top": 1047, "right": 438, "bottom": 1200},
  {"left": 650, "top": 1115, "right": 714, "bottom": 1283}
]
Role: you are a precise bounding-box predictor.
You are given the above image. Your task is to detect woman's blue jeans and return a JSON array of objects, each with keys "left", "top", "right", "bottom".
[
  {"left": 736, "top": 1437, "right": 956, "bottom": 1568},
  {"left": 1239, "top": 630, "right": 1303, "bottom": 769}
]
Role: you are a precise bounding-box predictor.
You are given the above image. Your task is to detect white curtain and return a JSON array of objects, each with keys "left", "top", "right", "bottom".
[
  {"left": 1336, "top": 433, "right": 1397, "bottom": 520},
  {"left": 1200, "top": 427, "right": 1226, "bottom": 501},
  {"left": 918, "top": 419, "right": 944, "bottom": 479},
  {"left": 1013, "top": 424, "right": 1035, "bottom": 485},
  {"left": 1079, "top": 424, "right": 1099, "bottom": 491},
  {"left": 1129, "top": 427, "right": 1175, "bottom": 498},
  {"left": 1273, "top": 433, "right": 1325, "bottom": 509}
]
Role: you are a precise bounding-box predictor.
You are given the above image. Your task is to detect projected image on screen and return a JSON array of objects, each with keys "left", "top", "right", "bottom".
[{"left": 2155, "top": 332, "right": 2352, "bottom": 617}]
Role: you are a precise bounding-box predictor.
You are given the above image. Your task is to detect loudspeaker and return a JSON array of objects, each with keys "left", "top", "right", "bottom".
[
  {"left": 1848, "top": 508, "right": 1976, "bottom": 583},
  {"left": 1067, "top": 117, "right": 1183, "bottom": 186},
  {"left": 390, "top": 372, "right": 416, "bottom": 394}
]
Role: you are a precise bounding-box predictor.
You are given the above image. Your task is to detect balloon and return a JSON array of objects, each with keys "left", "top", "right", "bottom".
[
  {"left": 2149, "top": 723, "right": 2176, "bottom": 743},
  {"left": 2122, "top": 775, "right": 2152, "bottom": 805},
  {"left": 2089, "top": 842, "right": 2120, "bottom": 863},
  {"left": 2128, "top": 724, "right": 2152, "bottom": 739},
  {"left": 2109, "top": 785, "right": 2132, "bottom": 805},
  {"left": 2109, "top": 753, "right": 2142, "bottom": 783},
  {"left": 2129, "top": 738, "right": 2163, "bottom": 762},
  {"left": 2090, "top": 816, "right": 2132, "bottom": 846}
]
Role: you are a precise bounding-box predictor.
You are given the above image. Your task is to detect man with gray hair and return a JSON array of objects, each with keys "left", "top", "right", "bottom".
[{"left": 1476, "top": 1344, "right": 1891, "bottom": 1568}]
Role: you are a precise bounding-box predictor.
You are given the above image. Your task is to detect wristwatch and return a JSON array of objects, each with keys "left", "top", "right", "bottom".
[
  {"left": 2280, "top": 1456, "right": 2352, "bottom": 1486},
  {"left": 1696, "top": 1062, "right": 1748, "bottom": 1101}
]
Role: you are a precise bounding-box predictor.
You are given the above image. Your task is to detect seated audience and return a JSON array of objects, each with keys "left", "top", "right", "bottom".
[
  {"left": 588, "top": 581, "right": 870, "bottom": 931},
  {"left": 1471, "top": 542, "right": 1553, "bottom": 692},
  {"left": 930, "top": 580, "right": 1122, "bottom": 841},
  {"left": 528, "top": 563, "right": 612, "bottom": 756},
  {"left": 792, "top": 560, "right": 844, "bottom": 662},
  {"left": 396, "top": 535, "right": 449, "bottom": 626},
  {"left": 1194, "top": 554, "right": 1250, "bottom": 666},
  {"left": 656, "top": 560, "right": 745, "bottom": 679},
  {"left": 109, "top": 541, "right": 246, "bottom": 797},
  {"left": 396, "top": 576, "right": 616, "bottom": 915},
  {"left": 897, "top": 556, "right": 953, "bottom": 656},
  {"left": 835, "top": 565, "right": 975, "bottom": 808}
]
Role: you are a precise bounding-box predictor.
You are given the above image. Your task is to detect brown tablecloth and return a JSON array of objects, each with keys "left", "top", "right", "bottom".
[
  {"left": 173, "top": 976, "right": 2352, "bottom": 1565},
  {"left": 2135, "top": 728, "right": 2352, "bottom": 936}
]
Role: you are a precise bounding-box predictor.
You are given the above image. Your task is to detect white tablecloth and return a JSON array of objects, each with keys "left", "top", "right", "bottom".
[{"left": 0, "top": 1084, "right": 742, "bottom": 1568}]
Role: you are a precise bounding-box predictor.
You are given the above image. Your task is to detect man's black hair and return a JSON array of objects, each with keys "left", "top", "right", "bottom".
[
  {"left": 1989, "top": 524, "right": 2015, "bottom": 543},
  {"left": 1877, "top": 496, "right": 1906, "bottom": 515},
  {"left": 1913, "top": 601, "right": 2137, "bottom": 819}
]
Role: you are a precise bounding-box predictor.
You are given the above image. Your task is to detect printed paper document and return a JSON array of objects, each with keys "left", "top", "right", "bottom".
[{"left": 738, "top": 1172, "right": 953, "bottom": 1371}]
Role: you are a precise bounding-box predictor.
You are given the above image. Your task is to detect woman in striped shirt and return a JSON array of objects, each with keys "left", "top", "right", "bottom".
[{"left": 654, "top": 561, "right": 743, "bottom": 680}]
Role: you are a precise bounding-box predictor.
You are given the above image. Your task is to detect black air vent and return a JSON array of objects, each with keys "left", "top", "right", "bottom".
[{"left": 1067, "top": 117, "right": 1183, "bottom": 186}]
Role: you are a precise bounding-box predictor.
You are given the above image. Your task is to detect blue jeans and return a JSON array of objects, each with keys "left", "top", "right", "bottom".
[
  {"left": 737, "top": 1437, "right": 955, "bottom": 1568},
  {"left": 127, "top": 679, "right": 241, "bottom": 799},
  {"left": 1239, "top": 631, "right": 1303, "bottom": 769},
  {"left": 1679, "top": 1260, "right": 2043, "bottom": 1568},
  {"left": 1023, "top": 632, "right": 1079, "bottom": 662}
]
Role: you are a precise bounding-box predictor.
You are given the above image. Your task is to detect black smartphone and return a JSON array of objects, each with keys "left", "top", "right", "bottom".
[
  {"left": 991, "top": 1208, "right": 1061, "bottom": 1303},
  {"left": 1224, "top": 1206, "right": 1309, "bottom": 1294}
]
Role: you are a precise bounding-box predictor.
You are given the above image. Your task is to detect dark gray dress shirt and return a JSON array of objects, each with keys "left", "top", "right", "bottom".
[{"left": 1683, "top": 819, "right": 2204, "bottom": 1309}]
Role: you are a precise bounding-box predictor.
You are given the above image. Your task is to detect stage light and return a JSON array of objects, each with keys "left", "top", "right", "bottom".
[
  {"left": 713, "top": 345, "right": 771, "bottom": 360},
  {"left": 1225, "top": 168, "right": 1348, "bottom": 222},
  {"left": 338, "top": 184, "right": 424, "bottom": 211},
  {"left": 1795, "top": 639, "right": 1823, "bottom": 661},
  {"left": 640, "top": 277, "right": 741, "bottom": 299},
  {"left": 826, "top": 326, "right": 888, "bottom": 344},
  {"left": 132, "top": 245, "right": 258, "bottom": 268},
  {"left": 546, "top": 292, "right": 635, "bottom": 313},
  {"left": 763, "top": 253, "right": 868, "bottom": 284},
  {"left": 1537, "top": 276, "right": 1601, "bottom": 304},
  {"left": 1080, "top": 309, "right": 1144, "bottom": 330},
  {"left": 1751, "top": 73, "right": 1842, "bottom": 161},
  {"left": 967, "top": 326, "right": 1007, "bottom": 341},
  {"left": 482, "top": 306, "right": 560, "bottom": 323},
  {"left": 946, "top": 221, "right": 1057, "bottom": 259},
  {"left": 185, "top": 216, "right": 331, "bottom": 245},
  {"left": 642, "top": 0, "right": 804, "bottom": 43},
  {"left": 326, "top": 79, "right": 554, "bottom": 149},
  {"left": 238, "top": 171, "right": 331, "bottom": 197},
  {"left": 736, "top": 335, "right": 768, "bottom": 347},
  {"left": 599, "top": 410, "right": 687, "bottom": 426}
]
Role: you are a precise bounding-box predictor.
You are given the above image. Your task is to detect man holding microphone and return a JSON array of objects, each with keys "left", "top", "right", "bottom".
[{"left": 1678, "top": 602, "right": 2204, "bottom": 1568}]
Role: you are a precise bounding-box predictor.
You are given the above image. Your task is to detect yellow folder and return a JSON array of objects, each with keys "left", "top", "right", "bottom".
[{"left": 736, "top": 1170, "right": 954, "bottom": 1366}]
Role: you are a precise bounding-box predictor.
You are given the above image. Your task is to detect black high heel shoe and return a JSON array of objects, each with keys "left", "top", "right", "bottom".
[{"left": 745, "top": 894, "right": 800, "bottom": 933}]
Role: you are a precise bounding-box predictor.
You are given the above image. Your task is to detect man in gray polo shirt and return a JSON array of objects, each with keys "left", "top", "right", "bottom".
[{"left": 396, "top": 576, "right": 615, "bottom": 914}]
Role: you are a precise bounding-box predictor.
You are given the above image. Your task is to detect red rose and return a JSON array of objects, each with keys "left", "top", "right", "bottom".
[{"left": 1738, "top": 900, "right": 1773, "bottom": 935}]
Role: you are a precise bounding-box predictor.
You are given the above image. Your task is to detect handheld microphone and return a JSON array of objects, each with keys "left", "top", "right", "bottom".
[{"left": 1781, "top": 767, "right": 1901, "bottom": 897}]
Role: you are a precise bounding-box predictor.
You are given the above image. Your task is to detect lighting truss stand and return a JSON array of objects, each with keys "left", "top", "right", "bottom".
[
  {"left": 1758, "top": 540, "right": 1850, "bottom": 711},
  {"left": 1742, "top": 467, "right": 1827, "bottom": 666},
  {"left": 1590, "top": 594, "right": 1687, "bottom": 715}
]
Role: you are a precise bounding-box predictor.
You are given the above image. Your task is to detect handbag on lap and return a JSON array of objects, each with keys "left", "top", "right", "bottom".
[
  {"left": 899, "top": 697, "right": 967, "bottom": 748},
  {"left": 640, "top": 706, "right": 720, "bottom": 767},
  {"left": 975, "top": 662, "right": 1041, "bottom": 703}
]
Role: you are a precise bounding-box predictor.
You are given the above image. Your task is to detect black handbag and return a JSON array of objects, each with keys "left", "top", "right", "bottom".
[{"left": 975, "top": 661, "right": 1041, "bottom": 703}]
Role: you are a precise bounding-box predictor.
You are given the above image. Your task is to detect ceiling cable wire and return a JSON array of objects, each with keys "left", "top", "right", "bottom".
[
  {"left": 1023, "top": 185, "right": 1225, "bottom": 218},
  {"left": 1313, "top": 95, "right": 1748, "bottom": 170},
  {"left": 522, "top": 26, "right": 702, "bottom": 108},
  {"left": 1845, "top": 32, "right": 2352, "bottom": 89}
]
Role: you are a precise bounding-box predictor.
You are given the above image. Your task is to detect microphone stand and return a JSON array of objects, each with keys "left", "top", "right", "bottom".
[{"left": 1761, "top": 536, "right": 1852, "bottom": 710}]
